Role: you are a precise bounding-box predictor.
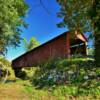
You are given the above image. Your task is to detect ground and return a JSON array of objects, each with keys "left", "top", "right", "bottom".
[
  {"left": 0, "top": 79, "right": 57, "bottom": 100},
  {"left": 0, "top": 80, "right": 29, "bottom": 100},
  {"left": 0, "top": 78, "right": 100, "bottom": 100}
]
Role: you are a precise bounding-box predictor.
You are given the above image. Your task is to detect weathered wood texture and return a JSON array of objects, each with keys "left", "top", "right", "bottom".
[{"left": 12, "top": 31, "right": 87, "bottom": 69}]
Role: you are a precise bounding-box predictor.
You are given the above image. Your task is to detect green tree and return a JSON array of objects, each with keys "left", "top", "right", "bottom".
[
  {"left": 0, "top": 56, "right": 11, "bottom": 83},
  {"left": 87, "top": 48, "right": 94, "bottom": 56},
  {"left": 23, "top": 37, "right": 40, "bottom": 52},
  {"left": 57, "top": 0, "right": 100, "bottom": 67},
  {"left": 0, "top": 0, "right": 28, "bottom": 54}
]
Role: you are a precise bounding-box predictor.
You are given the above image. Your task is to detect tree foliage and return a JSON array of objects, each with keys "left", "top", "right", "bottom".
[
  {"left": 0, "top": 56, "right": 11, "bottom": 82},
  {"left": 0, "top": 0, "right": 28, "bottom": 54},
  {"left": 57, "top": 0, "right": 100, "bottom": 67},
  {"left": 57, "top": 0, "right": 92, "bottom": 31},
  {"left": 57, "top": 0, "right": 99, "bottom": 32},
  {"left": 23, "top": 37, "right": 40, "bottom": 52}
]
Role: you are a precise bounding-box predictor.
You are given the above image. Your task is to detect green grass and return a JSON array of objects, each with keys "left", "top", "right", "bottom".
[{"left": 0, "top": 78, "right": 100, "bottom": 100}]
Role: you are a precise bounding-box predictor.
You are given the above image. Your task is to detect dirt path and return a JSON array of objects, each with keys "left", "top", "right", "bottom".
[{"left": 0, "top": 83, "right": 30, "bottom": 100}]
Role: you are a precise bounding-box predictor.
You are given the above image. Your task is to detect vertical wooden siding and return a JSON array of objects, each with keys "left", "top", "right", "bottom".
[{"left": 12, "top": 32, "right": 70, "bottom": 68}]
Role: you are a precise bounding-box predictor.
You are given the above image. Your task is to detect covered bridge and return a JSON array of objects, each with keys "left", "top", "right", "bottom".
[{"left": 12, "top": 31, "right": 87, "bottom": 76}]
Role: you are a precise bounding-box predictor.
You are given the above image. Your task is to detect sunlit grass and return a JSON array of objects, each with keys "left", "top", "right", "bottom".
[{"left": 0, "top": 78, "right": 100, "bottom": 100}]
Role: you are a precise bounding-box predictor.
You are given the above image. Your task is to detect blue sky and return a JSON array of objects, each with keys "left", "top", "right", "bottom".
[{"left": 6, "top": 0, "right": 67, "bottom": 61}]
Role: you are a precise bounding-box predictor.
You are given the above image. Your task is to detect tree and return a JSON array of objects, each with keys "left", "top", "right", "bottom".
[
  {"left": 0, "top": 0, "right": 28, "bottom": 54},
  {"left": 0, "top": 56, "right": 11, "bottom": 83},
  {"left": 23, "top": 37, "right": 40, "bottom": 52},
  {"left": 57, "top": 0, "right": 100, "bottom": 67}
]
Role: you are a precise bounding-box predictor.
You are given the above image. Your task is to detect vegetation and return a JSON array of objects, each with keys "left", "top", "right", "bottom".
[
  {"left": 1, "top": 78, "right": 99, "bottom": 100},
  {"left": 31, "top": 58, "right": 99, "bottom": 87},
  {"left": 0, "top": 57, "right": 100, "bottom": 99},
  {"left": 87, "top": 48, "right": 94, "bottom": 57},
  {"left": 0, "top": 56, "right": 11, "bottom": 83},
  {"left": 30, "top": 57, "right": 100, "bottom": 97},
  {"left": 0, "top": 0, "right": 28, "bottom": 54},
  {"left": 57, "top": 0, "right": 100, "bottom": 67},
  {"left": 23, "top": 37, "right": 40, "bottom": 52}
]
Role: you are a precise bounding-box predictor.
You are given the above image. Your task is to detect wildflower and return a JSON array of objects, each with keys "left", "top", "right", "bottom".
[{"left": 84, "top": 76, "right": 89, "bottom": 80}]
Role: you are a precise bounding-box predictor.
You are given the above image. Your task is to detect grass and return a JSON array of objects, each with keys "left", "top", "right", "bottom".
[
  {"left": 0, "top": 81, "right": 29, "bottom": 100},
  {"left": 0, "top": 77, "right": 100, "bottom": 100},
  {"left": 0, "top": 78, "right": 56, "bottom": 100}
]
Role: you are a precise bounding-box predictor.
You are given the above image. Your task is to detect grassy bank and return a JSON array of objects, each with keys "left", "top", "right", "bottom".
[
  {"left": 0, "top": 78, "right": 100, "bottom": 100},
  {"left": 0, "top": 57, "right": 100, "bottom": 100}
]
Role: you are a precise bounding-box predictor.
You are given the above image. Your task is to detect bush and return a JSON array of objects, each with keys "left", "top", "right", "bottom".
[
  {"left": 31, "top": 58, "right": 97, "bottom": 87},
  {"left": 30, "top": 57, "right": 100, "bottom": 95},
  {"left": 0, "top": 57, "right": 11, "bottom": 82}
]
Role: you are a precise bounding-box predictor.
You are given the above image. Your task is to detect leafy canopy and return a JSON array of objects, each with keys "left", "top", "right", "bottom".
[
  {"left": 23, "top": 37, "right": 40, "bottom": 52},
  {"left": 0, "top": 0, "right": 28, "bottom": 54},
  {"left": 57, "top": 0, "right": 100, "bottom": 33}
]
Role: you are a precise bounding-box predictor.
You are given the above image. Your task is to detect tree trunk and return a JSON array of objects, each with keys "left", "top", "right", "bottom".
[
  {"left": 94, "top": 33, "right": 100, "bottom": 67},
  {"left": 93, "top": 0, "right": 100, "bottom": 67}
]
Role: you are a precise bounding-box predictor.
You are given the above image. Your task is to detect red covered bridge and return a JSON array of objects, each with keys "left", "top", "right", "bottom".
[{"left": 12, "top": 31, "right": 87, "bottom": 76}]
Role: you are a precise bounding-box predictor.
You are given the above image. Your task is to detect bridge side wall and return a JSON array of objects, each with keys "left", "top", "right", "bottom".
[{"left": 12, "top": 32, "right": 70, "bottom": 68}]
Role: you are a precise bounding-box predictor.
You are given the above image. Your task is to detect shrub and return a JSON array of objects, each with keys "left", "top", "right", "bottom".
[
  {"left": 31, "top": 58, "right": 96, "bottom": 86},
  {"left": 30, "top": 57, "right": 100, "bottom": 95},
  {"left": 0, "top": 57, "right": 11, "bottom": 82}
]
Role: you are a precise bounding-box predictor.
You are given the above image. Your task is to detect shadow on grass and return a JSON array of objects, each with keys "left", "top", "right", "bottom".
[{"left": 5, "top": 79, "right": 16, "bottom": 83}]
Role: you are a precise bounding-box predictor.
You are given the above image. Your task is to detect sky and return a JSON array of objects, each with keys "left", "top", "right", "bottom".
[{"left": 6, "top": 0, "right": 67, "bottom": 61}]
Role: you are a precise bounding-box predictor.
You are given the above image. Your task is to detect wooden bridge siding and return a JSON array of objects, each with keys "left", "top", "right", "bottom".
[{"left": 12, "top": 32, "right": 70, "bottom": 69}]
